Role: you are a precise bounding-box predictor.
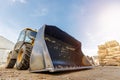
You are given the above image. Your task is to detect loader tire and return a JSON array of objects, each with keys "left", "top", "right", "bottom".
[
  {"left": 6, "top": 51, "right": 16, "bottom": 68},
  {"left": 16, "top": 44, "right": 32, "bottom": 70}
]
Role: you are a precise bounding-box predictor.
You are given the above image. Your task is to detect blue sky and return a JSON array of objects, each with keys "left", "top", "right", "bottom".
[{"left": 1, "top": 0, "right": 120, "bottom": 56}]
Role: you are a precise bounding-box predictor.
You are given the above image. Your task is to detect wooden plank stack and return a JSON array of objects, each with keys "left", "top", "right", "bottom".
[{"left": 98, "top": 40, "right": 120, "bottom": 66}]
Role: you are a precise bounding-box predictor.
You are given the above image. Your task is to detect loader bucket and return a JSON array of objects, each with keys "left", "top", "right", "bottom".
[{"left": 30, "top": 25, "right": 93, "bottom": 72}]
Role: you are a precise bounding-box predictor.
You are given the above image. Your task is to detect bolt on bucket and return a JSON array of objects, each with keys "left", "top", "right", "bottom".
[{"left": 30, "top": 25, "right": 93, "bottom": 72}]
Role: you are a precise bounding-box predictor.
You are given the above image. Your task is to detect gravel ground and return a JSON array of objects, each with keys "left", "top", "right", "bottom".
[{"left": 0, "top": 66, "right": 120, "bottom": 80}]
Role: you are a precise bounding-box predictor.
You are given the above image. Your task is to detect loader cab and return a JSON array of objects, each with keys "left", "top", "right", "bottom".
[
  {"left": 17, "top": 28, "right": 37, "bottom": 43},
  {"left": 15, "top": 28, "right": 37, "bottom": 50}
]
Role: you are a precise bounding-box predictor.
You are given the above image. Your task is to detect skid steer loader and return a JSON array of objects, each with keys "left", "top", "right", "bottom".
[{"left": 6, "top": 25, "right": 93, "bottom": 72}]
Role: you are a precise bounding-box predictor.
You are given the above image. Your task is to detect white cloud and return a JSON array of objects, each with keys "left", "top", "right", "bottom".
[
  {"left": 31, "top": 8, "right": 48, "bottom": 17},
  {"left": 11, "top": 0, "right": 27, "bottom": 4}
]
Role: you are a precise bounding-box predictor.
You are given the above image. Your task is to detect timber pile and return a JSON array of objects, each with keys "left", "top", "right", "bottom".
[{"left": 98, "top": 40, "right": 120, "bottom": 66}]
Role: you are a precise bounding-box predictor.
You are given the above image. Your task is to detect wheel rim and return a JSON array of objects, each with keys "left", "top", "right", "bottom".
[{"left": 17, "top": 49, "right": 23, "bottom": 63}]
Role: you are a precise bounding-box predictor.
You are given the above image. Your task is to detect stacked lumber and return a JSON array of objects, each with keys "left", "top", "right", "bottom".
[{"left": 98, "top": 40, "right": 120, "bottom": 66}]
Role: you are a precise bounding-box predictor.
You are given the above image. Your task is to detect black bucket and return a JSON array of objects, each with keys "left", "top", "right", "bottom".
[
  {"left": 30, "top": 25, "right": 92, "bottom": 72},
  {"left": 44, "top": 25, "right": 91, "bottom": 68}
]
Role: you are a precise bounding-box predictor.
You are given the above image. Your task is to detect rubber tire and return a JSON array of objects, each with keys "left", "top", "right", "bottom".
[
  {"left": 6, "top": 51, "right": 16, "bottom": 68},
  {"left": 16, "top": 44, "right": 32, "bottom": 70}
]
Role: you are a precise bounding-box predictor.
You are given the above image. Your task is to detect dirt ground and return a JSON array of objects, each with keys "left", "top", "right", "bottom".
[{"left": 0, "top": 65, "right": 120, "bottom": 80}]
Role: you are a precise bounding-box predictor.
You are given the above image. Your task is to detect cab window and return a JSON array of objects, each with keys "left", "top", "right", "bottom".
[
  {"left": 17, "top": 30, "right": 25, "bottom": 42},
  {"left": 25, "top": 30, "right": 37, "bottom": 43}
]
